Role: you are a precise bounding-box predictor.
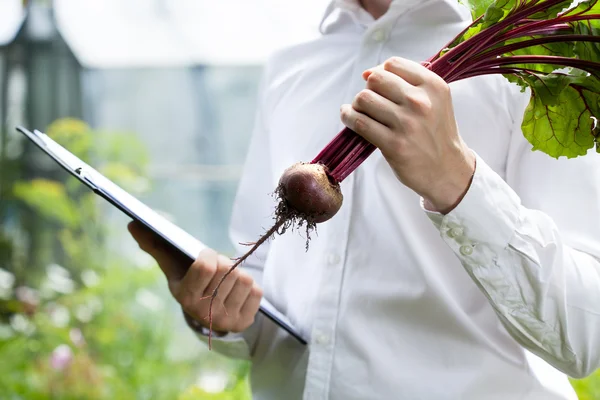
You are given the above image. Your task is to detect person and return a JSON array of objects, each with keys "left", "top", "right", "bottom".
[{"left": 127, "top": 0, "right": 600, "bottom": 398}]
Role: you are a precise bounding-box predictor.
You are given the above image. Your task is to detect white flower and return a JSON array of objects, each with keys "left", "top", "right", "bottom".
[
  {"left": 81, "top": 270, "right": 100, "bottom": 287},
  {"left": 0, "top": 268, "right": 15, "bottom": 290},
  {"left": 196, "top": 370, "right": 230, "bottom": 394},
  {"left": 49, "top": 305, "right": 70, "bottom": 328},
  {"left": 69, "top": 328, "right": 85, "bottom": 347},
  {"left": 75, "top": 304, "right": 92, "bottom": 323},
  {"left": 15, "top": 286, "right": 39, "bottom": 306},
  {"left": 43, "top": 264, "right": 75, "bottom": 294},
  {"left": 9, "top": 314, "right": 35, "bottom": 335},
  {"left": 50, "top": 344, "right": 73, "bottom": 371},
  {"left": 135, "top": 289, "right": 164, "bottom": 312}
]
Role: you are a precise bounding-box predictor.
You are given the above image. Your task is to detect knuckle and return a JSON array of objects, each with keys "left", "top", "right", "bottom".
[
  {"left": 355, "top": 90, "right": 372, "bottom": 106},
  {"left": 340, "top": 106, "right": 351, "bottom": 121},
  {"left": 237, "top": 271, "right": 254, "bottom": 287},
  {"left": 194, "top": 259, "right": 217, "bottom": 276},
  {"left": 216, "top": 263, "right": 232, "bottom": 276},
  {"left": 250, "top": 284, "right": 264, "bottom": 299},
  {"left": 178, "top": 293, "right": 195, "bottom": 310},
  {"left": 433, "top": 77, "right": 450, "bottom": 94},
  {"left": 198, "top": 247, "right": 217, "bottom": 261},
  {"left": 352, "top": 115, "right": 367, "bottom": 132},
  {"left": 401, "top": 117, "right": 419, "bottom": 135},
  {"left": 217, "top": 254, "right": 233, "bottom": 268},
  {"left": 366, "top": 71, "right": 381, "bottom": 85},
  {"left": 384, "top": 57, "right": 401, "bottom": 70},
  {"left": 408, "top": 92, "right": 433, "bottom": 115},
  {"left": 193, "top": 249, "right": 218, "bottom": 272},
  {"left": 391, "top": 135, "right": 405, "bottom": 155}
]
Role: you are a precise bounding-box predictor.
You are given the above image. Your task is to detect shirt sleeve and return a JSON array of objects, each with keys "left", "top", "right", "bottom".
[
  {"left": 422, "top": 85, "right": 600, "bottom": 379},
  {"left": 186, "top": 67, "right": 278, "bottom": 360}
]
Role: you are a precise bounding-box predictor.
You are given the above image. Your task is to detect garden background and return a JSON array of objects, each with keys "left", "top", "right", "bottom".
[{"left": 0, "top": 1, "right": 599, "bottom": 399}]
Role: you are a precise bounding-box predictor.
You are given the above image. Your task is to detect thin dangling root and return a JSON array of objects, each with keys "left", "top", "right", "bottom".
[{"left": 204, "top": 218, "right": 286, "bottom": 349}]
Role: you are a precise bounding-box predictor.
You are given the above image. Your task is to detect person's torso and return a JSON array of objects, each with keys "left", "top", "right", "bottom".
[{"left": 247, "top": 1, "right": 578, "bottom": 399}]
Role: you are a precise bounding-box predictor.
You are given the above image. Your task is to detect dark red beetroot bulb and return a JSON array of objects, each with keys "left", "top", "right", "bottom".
[{"left": 277, "top": 162, "right": 343, "bottom": 223}]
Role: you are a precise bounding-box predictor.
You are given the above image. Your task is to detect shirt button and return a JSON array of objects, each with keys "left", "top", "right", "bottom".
[
  {"left": 315, "top": 333, "right": 330, "bottom": 345},
  {"left": 460, "top": 245, "right": 474, "bottom": 256},
  {"left": 448, "top": 227, "right": 464, "bottom": 238},
  {"left": 327, "top": 253, "right": 341, "bottom": 266},
  {"left": 372, "top": 29, "right": 387, "bottom": 42}
]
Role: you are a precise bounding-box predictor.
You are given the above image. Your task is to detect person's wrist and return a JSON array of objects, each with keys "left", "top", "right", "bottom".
[{"left": 423, "top": 145, "right": 475, "bottom": 214}]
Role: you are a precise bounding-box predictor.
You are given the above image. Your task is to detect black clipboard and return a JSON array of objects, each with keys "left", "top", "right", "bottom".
[{"left": 16, "top": 125, "right": 307, "bottom": 345}]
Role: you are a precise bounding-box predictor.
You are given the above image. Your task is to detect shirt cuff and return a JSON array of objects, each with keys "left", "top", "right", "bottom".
[
  {"left": 421, "top": 151, "right": 522, "bottom": 256},
  {"left": 183, "top": 310, "right": 262, "bottom": 360}
]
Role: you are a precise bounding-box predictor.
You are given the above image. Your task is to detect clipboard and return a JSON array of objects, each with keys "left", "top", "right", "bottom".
[{"left": 16, "top": 125, "right": 307, "bottom": 346}]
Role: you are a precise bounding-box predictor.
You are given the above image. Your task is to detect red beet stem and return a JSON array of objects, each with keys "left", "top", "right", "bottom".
[{"left": 311, "top": 127, "right": 376, "bottom": 182}]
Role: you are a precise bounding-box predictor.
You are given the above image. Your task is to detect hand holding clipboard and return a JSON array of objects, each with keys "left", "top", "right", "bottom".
[{"left": 16, "top": 126, "right": 307, "bottom": 346}]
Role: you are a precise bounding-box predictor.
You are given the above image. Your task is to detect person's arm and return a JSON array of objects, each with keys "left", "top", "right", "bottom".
[
  {"left": 341, "top": 55, "right": 600, "bottom": 378},
  {"left": 423, "top": 86, "right": 600, "bottom": 378},
  {"left": 183, "top": 69, "right": 277, "bottom": 359}
]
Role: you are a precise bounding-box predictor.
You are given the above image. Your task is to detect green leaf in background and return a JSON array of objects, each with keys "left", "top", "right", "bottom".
[
  {"left": 46, "top": 118, "right": 93, "bottom": 161},
  {"left": 13, "top": 179, "right": 80, "bottom": 228}
]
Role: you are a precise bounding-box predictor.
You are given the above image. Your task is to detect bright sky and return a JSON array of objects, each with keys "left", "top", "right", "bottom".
[
  {"left": 49, "top": 0, "right": 330, "bottom": 67},
  {"left": 0, "top": 0, "right": 25, "bottom": 46}
]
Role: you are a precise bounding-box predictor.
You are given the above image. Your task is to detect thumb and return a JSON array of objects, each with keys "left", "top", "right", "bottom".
[{"left": 127, "top": 221, "right": 189, "bottom": 282}]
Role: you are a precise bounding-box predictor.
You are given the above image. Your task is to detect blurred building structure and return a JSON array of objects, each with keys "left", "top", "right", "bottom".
[{"left": 0, "top": 0, "right": 327, "bottom": 254}]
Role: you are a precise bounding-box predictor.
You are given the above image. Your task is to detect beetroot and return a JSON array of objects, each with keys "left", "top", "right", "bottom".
[
  {"left": 277, "top": 162, "right": 343, "bottom": 224},
  {"left": 203, "top": 161, "right": 346, "bottom": 347}
]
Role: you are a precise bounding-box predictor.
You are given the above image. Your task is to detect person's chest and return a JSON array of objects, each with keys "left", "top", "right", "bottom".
[
  {"left": 263, "top": 6, "right": 515, "bottom": 184},
  {"left": 258, "top": 0, "right": 519, "bottom": 345}
]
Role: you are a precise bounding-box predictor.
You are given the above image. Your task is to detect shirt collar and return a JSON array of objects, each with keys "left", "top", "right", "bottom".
[
  {"left": 318, "top": 0, "right": 374, "bottom": 33},
  {"left": 319, "top": 0, "right": 470, "bottom": 34}
]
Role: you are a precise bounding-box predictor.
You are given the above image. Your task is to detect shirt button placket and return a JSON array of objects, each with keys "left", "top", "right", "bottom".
[
  {"left": 304, "top": 36, "right": 380, "bottom": 399},
  {"left": 304, "top": 175, "right": 355, "bottom": 400}
]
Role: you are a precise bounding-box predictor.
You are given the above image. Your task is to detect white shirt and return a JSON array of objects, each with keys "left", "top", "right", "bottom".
[{"left": 192, "top": 0, "right": 600, "bottom": 399}]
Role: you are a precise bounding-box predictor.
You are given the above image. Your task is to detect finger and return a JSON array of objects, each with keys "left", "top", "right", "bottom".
[
  {"left": 222, "top": 271, "right": 253, "bottom": 314},
  {"left": 239, "top": 283, "right": 263, "bottom": 318},
  {"left": 340, "top": 103, "right": 392, "bottom": 151},
  {"left": 203, "top": 261, "right": 239, "bottom": 303},
  {"left": 128, "top": 221, "right": 188, "bottom": 282},
  {"left": 380, "top": 57, "right": 429, "bottom": 86},
  {"left": 352, "top": 89, "right": 401, "bottom": 129},
  {"left": 177, "top": 248, "right": 219, "bottom": 300},
  {"left": 128, "top": 220, "right": 153, "bottom": 250},
  {"left": 364, "top": 68, "right": 414, "bottom": 105}
]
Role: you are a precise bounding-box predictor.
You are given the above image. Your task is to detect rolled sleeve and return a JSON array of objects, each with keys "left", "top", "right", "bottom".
[
  {"left": 421, "top": 146, "right": 600, "bottom": 378},
  {"left": 423, "top": 151, "right": 521, "bottom": 251}
]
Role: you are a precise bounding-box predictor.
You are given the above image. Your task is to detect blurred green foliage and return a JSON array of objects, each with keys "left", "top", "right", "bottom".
[
  {"left": 0, "top": 118, "right": 251, "bottom": 399},
  {"left": 2, "top": 118, "right": 600, "bottom": 399},
  {"left": 571, "top": 370, "right": 600, "bottom": 399}
]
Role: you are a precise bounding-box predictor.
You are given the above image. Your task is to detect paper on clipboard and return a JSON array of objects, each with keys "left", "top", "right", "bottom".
[{"left": 16, "top": 126, "right": 307, "bottom": 345}]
